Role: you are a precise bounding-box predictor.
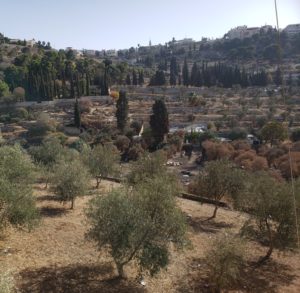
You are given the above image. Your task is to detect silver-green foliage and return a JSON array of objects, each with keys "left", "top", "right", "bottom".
[
  {"left": 82, "top": 144, "right": 120, "bottom": 188},
  {"left": 237, "top": 172, "right": 299, "bottom": 263},
  {"left": 0, "top": 145, "right": 38, "bottom": 230},
  {"left": 86, "top": 174, "right": 186, "bottom": 277},
  {"left": 205, "top": 234, "right": 245, "bottom": 292},
  {"left": 52, "top": 158, "right": 90, "bottom": 209}
]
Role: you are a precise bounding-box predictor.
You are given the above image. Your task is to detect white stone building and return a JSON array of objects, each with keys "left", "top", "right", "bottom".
[{"left": 284, "top": 24, "right": 300, "bottom": 36}]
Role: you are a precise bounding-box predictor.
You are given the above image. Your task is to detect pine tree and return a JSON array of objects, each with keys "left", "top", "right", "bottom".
[
  {"left": 182, "top": 58, "right": 189, "bottom": 86},
  {"left": 150, "top": 99, "right": 169, "bottom": 146},
  {"left": 132, "top": 69, "right": 138, "bottom": 86},
  {"left": 116, "top": 90, "right": 128, "bottom": 133},
  {"left": 74, "top": 98, "right": 81, "bottom": 128}
]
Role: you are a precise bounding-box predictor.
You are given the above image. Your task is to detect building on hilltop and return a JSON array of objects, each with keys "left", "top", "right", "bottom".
[
  {"left": 226, "top": 25, "right": 272, "bottom": 40},
  {"left": 26, "top": 39, "right": 36, "bottom": 47},
  {"left": 284, "top": 24, "right": 300, "bottom": 36},
  {"left": 105, "top": 49, "right": 118, "bottom": 58}
]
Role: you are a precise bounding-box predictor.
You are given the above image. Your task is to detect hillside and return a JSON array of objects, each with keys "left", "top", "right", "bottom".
[{"left": 0, "top": 28, "right": 300, "bottom": 104}]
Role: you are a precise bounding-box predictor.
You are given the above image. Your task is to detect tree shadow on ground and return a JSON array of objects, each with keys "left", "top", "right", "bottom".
[
  {"left": 39, "top": 206, "right": 69, "bottom": 218},
  {"left": 176, "top": 258, "right": 296, "bottom": 293},
  {"left": 187, "top": 216, "right": 234, "bottom": 234},
  {"left": 36, "top": 195, "right": 61, "bottom": 202},
  {"left": 18, "top": 263, "right": 146, "bottom": 293}
]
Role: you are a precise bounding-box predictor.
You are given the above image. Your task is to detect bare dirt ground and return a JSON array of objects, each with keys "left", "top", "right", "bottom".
[{"left": 1, "top": 180, "right": 300, "bottom": 293}]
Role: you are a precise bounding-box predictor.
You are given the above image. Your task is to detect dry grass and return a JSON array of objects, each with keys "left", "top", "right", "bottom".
[{"left": 0, "top": 180, "right": 299, "bottom": 292}]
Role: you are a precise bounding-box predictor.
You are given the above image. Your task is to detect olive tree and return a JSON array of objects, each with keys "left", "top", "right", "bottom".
[
  {"left": 237, "top": 172, "right": 299, "bottom": 264},
  {"left": 191, "top": 159, "right": 244, "bottom": 219},
  {"left": 29, "top": 137, "right": 67, "bottom": 188},
  {"left": 260, "top": 121, "right": 288, "bottom": 146},
  {"left": 52, "top": 159, "right": 90, "bottom": 209},
  {"left": 127, "top": 151, "right": 167, "bottom": 185},
  {"left": 86, "top": 174, "right": 186, "bottom": 278},
  {"left": 82, "top": 144, "right": 120, "bottom": 188},
  {"left": 0, "top": 145, "right": 39, "bottom": 230}
]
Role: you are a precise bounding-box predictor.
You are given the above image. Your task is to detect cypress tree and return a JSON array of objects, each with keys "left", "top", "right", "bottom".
[
  {"left": 182, "top": 58, "right": 189, "bottom": 86},
  {"left": 138, "top": 70, "right": 144, "bottom": 85},
  {"left": 132, "top": 69, "right": 138, "bottom": 86},
  {"left": 116, "top": 90, "right": 128, "bottom": 133},
  {"left": 190, "top": 62, "right": 198, "bottom": 86},
  {"left": 74, "top": 98, "right": 81, "bottom": 128},
  {"left": 126, "top": 74, "right": 131, "bottom": 85},
  {"left": 150, "top": 99, "right": 169, "bottom": 146},
  {"left": 170, "top": 71, "right": 177, "bottom": 86},
  {"left": 274, "top": 67, "right": 283, "bottom": 86}
]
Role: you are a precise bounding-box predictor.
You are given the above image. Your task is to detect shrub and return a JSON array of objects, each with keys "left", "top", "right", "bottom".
[
  {"left": 227, "top": 128, "right": 247, "bottom": 141},
  {"left": 115, "top": 135, "right": 131, "bottom": 153},
  {"left": 13, "top": 87, "right": 25, "bottom": 101},
  {"left": 13, "top": 107, "right": 28, "bottom": 120},
  {"left": 202, "top": 141, "right": 234, "bottom": 161},
  {"left": 127, "top": 143, "right": 144, "bottom": 161},
  {"left": 205, "top": 234, "right": 246, "bottom": 292},
  {"left": 79, "top": 98, "right": 92, "bottom": 113}
]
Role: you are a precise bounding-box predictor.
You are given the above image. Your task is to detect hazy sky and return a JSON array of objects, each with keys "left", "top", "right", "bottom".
[{"left": 1, "top": 0, "right": 299, "bottom": 50}]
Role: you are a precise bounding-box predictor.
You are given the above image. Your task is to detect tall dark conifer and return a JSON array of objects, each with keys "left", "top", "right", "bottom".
[
  {"left": 132, "top": 69, "right": 138, "bottom": 86},
  {"left": 116, "top": 90, "right": 128, "bottom": 133},
  {"left": 182, "top": 58, "right": 189, "bottom": 86},
  {"left": 150, "top": 99, "right": 169, "bottom": 146},
  {"left": 74, "top": 99, "right": 81, "bottom": 128}
]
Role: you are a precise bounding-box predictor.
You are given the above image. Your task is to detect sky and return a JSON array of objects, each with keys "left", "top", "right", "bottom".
[{"left": 1, "top": 0, "right": 299, "bottom": 50}]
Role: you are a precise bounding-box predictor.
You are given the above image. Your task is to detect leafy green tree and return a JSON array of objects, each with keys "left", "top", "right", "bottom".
[
  {"left": 260, "top": 121, "right": 288, "bottom": 146},
  {"left": 150, "top": 99, "right": 169, "bottom": 146},
  {"left": 86, "top": 174, "right": 186, "bottom": 278},
  {"left": 52, "top": 159, "right": 90, "bottom": 209},
  {"left": 82, "top": 144, "right": 120, "bottom": 188},
  {"left": 237, "top": 172, "right": 299, "bottom": 264},
  {"left": 0, "top": 145, "right": 39, "bottom": 230},
  {"left": 116, "top": 90, "right": 128, "bottom": 133},
  {"left": 192, "top": 159, "right": 244, "bottom": 219},
  {"left": 74, "top": 99, "right": 81, "bottom": 128},
  {"left": 127, "top": 151, "right": 167, "bottom": 185}
]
